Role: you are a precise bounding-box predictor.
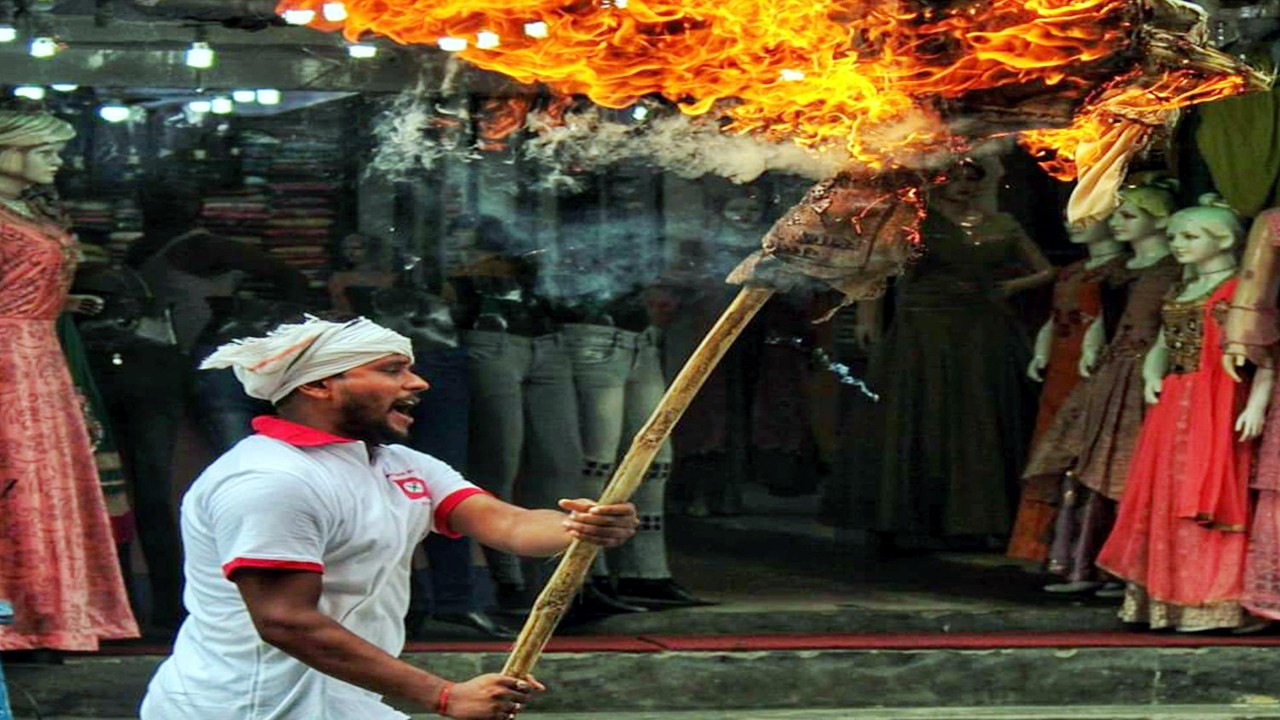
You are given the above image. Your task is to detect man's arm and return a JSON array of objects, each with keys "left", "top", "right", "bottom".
[
  {"left": 446, "top": 494, "right": 638, "bottom": 557},
  {"left": 234, "top": 568, "right": 538, "bottom": 719}
]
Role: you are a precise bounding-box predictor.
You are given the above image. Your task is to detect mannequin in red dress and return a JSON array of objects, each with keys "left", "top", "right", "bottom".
[
  {"left": 1098, "top": 196, "right": 1273, "bottom": 631},
  {"left": 0, "top": 110, "right": 139, "bottom": 651}
]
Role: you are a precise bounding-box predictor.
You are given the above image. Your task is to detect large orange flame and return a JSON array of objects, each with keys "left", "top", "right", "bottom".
[
  {"left": 285, "top": 0, "right": 1144, "bottom": 167},
  {"left": 285, "top": 0, "right": 1257, "bottom": 176}
]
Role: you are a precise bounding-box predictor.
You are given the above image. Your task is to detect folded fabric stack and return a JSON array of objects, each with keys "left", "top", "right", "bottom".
[
  {"left": 201, "top": 189, "right": 270, "bottom": 246},
  {"left": 229, "top": 104, "right": 351, "bottom": 293},
  {"left": 65, "top": 197, "right": 145, "bottom": 261}
]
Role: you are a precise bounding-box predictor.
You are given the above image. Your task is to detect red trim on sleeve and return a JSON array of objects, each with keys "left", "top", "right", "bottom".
[
  {"left": 433, "top": 488, "right": 490, "bottom": 538},
  {"left": 222, "top": 558, "right": 325, "bottom": 579},
  {"left": 252, "top": 416, "right": 356, "bottom": 447}
]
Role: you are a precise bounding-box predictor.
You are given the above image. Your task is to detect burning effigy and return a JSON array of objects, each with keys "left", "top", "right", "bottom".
[{"left": 279, "top": 0, "right": 1270, "bottom": 674}]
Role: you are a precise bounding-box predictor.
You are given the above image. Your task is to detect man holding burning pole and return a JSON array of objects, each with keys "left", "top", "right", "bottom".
[{"left": 139, "top": 315, "right": 638, "bottom": 720}]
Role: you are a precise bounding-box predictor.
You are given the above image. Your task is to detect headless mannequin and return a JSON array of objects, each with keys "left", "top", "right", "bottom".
[{"left": 1027, "top": 220, "right": 1127, "bottom": 382}]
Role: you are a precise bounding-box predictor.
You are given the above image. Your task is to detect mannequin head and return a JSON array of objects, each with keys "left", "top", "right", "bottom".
[
  {"left": 1108, "top": 180, "right": 1178, "bottom": 243},
  {"left": 1067, "top": 217, "right": 1111, "bottom": 245},
  {"left": 934, "top": 155, "right": 1004, "bottom": 213},
  {"left": 339, "top": 233, "right": 383, "bottom": 270},
  {"left": 1166, "top": 194, "right": 1244, "bottom": 266},
  {"left": 0, "top": 110, "right": 75, "bottom": 196}
]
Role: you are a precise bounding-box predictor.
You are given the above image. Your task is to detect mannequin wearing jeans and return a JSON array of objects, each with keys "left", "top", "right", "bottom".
[
  {"left": 561, "top": 289, "right": 705, "bottom": 609},
  {"left": 450, "top": 250, "right": 585, "bottom": 610}
]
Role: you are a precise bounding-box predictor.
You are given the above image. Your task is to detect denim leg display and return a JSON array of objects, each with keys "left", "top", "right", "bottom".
[
  {"left": 89, "top": 347, "right": 187, "bottom": 627},
  {"left": 191, "top": 347, "right": 272, "bottom": 453},
  {"left": 464, "top": 331, "right": 531, "bottom": 589},
  {"left": 520, "top": 335, "right": 584, "bottom": 588},
  {"left": 615, "top": 328, "right": 674, "bottom": 580},
  {"left": 409, "top": 348, "right": 475, "bottom": 615},
  {"left": 563, "top": 324, "right": 636, "bottom": 579}
]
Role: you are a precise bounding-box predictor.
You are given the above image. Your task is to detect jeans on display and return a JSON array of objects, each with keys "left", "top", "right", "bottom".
[
  {"left": 463, "top": 331, "right": 582, "bottom": 590},
  {"left": 191, "top": 345, "right": 273, "bottom": 453},
  {"left": 564, "top": 324, "right": 672, "bottom": 581},
  {"left": 86, "top": 345, "right": 187, "bottom": 626},
  {"left": 408, "top": 347, "right": 476, "bottom": 615}
]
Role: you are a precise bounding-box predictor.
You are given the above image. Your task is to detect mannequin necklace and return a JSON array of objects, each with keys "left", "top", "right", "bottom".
[{"left": 0, "top": 195, "right": 33, "bottom": 219}]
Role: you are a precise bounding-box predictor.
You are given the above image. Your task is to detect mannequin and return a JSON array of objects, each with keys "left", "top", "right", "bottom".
[
  {"left": 1007, "top": 218, "right": 1129, "bottom": 562},
  {"left": 1097, "top": 196, "right": 1272, "bottom": 631},
  {"left": 549, "top": 232, "right": 705, "bottom": 609},
  {"left": 838, "top": 155, "right": 1052, "bottom": 546},
  {"left": 1018, "top": 178, "right": 1183, "bottom": 594},
  {"left": 1223, "top": 207, "right": 1280, "bottom": 623},
  {"left": 0, "top": 109, "right": 138, "bottom": 651},
  {"left": 447, "top": 216, "right": 585, "bottom": 612}
]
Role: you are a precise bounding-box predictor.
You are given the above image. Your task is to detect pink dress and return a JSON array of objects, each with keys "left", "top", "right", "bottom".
[
  {"left": 1098, "top": 278, "right": 1251, "bottom": 629},
  {"left": 0, "top": 202, "right": 138, "bottom": 650}
]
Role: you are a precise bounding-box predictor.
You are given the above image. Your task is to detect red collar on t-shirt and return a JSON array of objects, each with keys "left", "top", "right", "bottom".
[{"left": 251, "top": 416, "right": 357, "bottom": 447}]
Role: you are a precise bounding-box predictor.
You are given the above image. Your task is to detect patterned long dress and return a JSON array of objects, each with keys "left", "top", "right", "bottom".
[
  {"left": 0, "top": 201, "right": 138, "bottom": 650},
  {"left": 1007, "top": 256, "right": 1127, "bottom": 561},
  {"left": 1098, "top": 277, "right": 1252, "bottom": 630}
]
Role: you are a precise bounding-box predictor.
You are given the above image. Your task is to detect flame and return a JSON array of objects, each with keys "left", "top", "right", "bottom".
[
  {"left": 1020, "top": 68, "right": 1251, "bottom": 179},
  {"left": 284, "top": 0, "right": 1145, "bottom": 169}
]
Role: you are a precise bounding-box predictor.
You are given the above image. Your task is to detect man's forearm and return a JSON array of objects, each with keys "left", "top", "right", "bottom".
[
  {"left": 260, "top": 611, "right": 447, "bottom": 710},
  {"left": 502, "top": 508, "right": 575, "bottom": 557}
]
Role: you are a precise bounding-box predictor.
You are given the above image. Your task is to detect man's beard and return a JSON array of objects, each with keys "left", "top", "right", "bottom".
[{"left": 335, "top": 397, "right": 410, "bottom": 445}]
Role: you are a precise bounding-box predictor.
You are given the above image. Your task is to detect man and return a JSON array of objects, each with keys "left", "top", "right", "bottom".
[{"left": 139, "top": 315, "right": 639, "bottom": 720}]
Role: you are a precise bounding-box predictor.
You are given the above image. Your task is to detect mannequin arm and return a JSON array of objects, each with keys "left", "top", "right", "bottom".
[
  {"left": 1078, "top": 317, "right": 1105, "bottom": 378},
  {"left": 1027, "top": 320, "right": 1051, "bottom": 381},
  {"left": 1224, "top": 211, "right": 1280, "bottom": 381},
  {"left": 1237, "top": 366, "right": 1275, "bottom": 441},
  {"left": 998, "top": 232, "right": 1055, "bottom": 297},
  {"left": 1142, "top": 328, "right": 1169, "bottom": 405},
  {"left": 854, "top": 297, "right": 882, "bottom": 349}
]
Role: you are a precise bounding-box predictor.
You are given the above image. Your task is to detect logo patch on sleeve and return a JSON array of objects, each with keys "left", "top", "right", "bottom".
[{"left": 392, "top": 477, "right": 430, "bottom": 500}]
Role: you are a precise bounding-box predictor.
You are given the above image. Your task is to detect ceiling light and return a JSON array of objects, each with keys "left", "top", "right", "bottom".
[
  {"left": 476, "top": 31, "right": 500, "bottom": 49},
  {"left": 232, "top": 89, "right": 257, "bottom": 103},
  {"left": 322, "top": 2, "right": 347, "bottom": 21},
  {"left": 281, "top": 8, "right": 316, "bottom": 25},
  {"left": 255, "top": 89, "right": 281, "bottom": 105},
  {"left": 98, "top": 105, "right": 131, "bottom": 123},
  {"left": 437, "top": 36, "right": 467, "bottom": 52},
  {"left": 185, "top": 41, "right": 215, "bottom": 69},
  {"left": 29, "top": 37, "right": 57, "bottom": 58},
  {"left": 523, "top": 21, "right": 548, "bottom": 38},
  {"left": 188, "top": 100, "right": 212, "bottom": 113},
  {"left": 50, "top": 84, "right": 78, "bottom": 92},
  {"left": 347, "top": 43, "right": 377, "bottom": 59},
  {"left": 13, "top": 86, "right": 46, "bottom": 100},
  {"left": 210, "top": 96, "right": 233, "bottom": 114},
  {"left": 0, "top": 24, "right": 15, "bottom": 43}
]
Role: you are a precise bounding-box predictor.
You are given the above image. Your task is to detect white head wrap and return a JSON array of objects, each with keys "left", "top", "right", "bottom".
[{"left": 199, "top": 315, "right": 415, "bottom": 404}]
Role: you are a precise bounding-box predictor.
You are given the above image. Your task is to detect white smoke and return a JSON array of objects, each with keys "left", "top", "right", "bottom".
[{"left": 522, "top": 104, "right": 852, "bottom": 188}]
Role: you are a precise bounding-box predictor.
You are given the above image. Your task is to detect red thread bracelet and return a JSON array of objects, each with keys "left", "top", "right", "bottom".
[{"left": 437, "top": 682, "right": 454, "bottom": 717}]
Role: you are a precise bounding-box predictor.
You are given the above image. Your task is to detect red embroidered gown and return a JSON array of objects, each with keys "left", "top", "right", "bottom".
[
  {"left": 1097, "top": 277, "right": 1252, "bottom": 629},
  {"left": 0, "top": 202, "right": 138, "bottom": 650}
]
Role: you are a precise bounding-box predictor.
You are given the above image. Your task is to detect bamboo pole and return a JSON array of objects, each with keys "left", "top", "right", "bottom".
[{"left": 502, "top": 285, "right": 775, "bottom": 678}]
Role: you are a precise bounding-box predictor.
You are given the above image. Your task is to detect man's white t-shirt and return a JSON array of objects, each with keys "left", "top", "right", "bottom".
[{"left": 140, "top": 416, "right": 485, "bottom": 720}]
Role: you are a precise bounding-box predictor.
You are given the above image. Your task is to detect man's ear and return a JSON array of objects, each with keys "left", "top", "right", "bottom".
[{"left": 292, "top": 378, "right": 335, "bottom": 401}]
